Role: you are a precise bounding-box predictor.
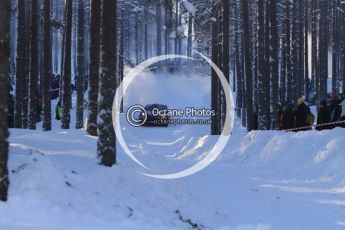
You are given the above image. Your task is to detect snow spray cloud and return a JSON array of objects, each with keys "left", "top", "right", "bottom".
[{"left": 112, "top": 52, "right": 235, "bottom": 179}]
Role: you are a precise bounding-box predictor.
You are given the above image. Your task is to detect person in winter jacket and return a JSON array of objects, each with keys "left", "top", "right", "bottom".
[
  {"left": 294, "top": 97, "right": 312, "bottom": 131},
  {"left": 329, "top": 95, "right": 342, "bottom": 122},
  {"left": 316, "top": 100, "right": 330, "bottom": 131},
  {"left": 328, "top": 95, "right": 342, "bottom": 129},
  {"left": 280, "top": 103, "right": 294, "bottom": 130},
  {"left": 55, "top": 100, "right": 62, "bottom": 120}
]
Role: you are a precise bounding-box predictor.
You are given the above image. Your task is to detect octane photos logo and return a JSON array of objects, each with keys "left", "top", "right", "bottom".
[
  {"left": 126, "top": 105, "right": 148, "bottom": 127},
  {"left": 112, "top": 52, "right": 235, "bottom": 179},
  {"left": 126, "top": 105, "right": 216, "bottom": 127}
]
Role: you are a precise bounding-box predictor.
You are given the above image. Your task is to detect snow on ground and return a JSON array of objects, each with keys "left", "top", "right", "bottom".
[{"left": 1, "top": 71, "right": 345, "bottom": 229}]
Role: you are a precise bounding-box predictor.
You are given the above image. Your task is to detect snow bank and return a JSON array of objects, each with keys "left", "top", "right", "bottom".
[
  {"left": 2, "top": 71, "right": 345, "bottom": 229},
  {"left": 224, "top": 128, "right": 345, "bottom": 184}
]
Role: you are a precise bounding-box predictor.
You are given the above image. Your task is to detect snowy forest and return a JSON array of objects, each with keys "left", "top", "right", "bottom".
[{"left": 1, "top": 0, "right": 345, "bottom": 229}]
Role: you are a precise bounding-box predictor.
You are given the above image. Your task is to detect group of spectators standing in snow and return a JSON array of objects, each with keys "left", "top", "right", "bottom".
[
  {"left": 278, "top": 93, "right": 345, "bottom": 131},
  {"left": 7, "top": 73, "right": 89, "bottom": 128}
]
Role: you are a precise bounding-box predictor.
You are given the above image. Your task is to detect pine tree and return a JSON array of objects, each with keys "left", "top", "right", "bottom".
[
  {"left": 280, "top": 2, "right": 287, "bottom": 103},
  {"left": 29, "top": 0, "right": 38, "bottom": 130},
  {"left": 318, "top": 0, "right": 329, "bottom": 104},
  {"left": 187, "top": 13, "right": 193, "bottom": 57},
  {"left": 343, "top": 1, "right": 345, "bottom": 93},
  {"left": 220, "top": 0, "right": 230, "bottom": 131},
  {"left": 135, "top": 10, "right": 141, "bottom": 65},
  {"left": 297, "top": 0, "right": 305, "bottom": 98},
  {"left": 291, "top": 0, "right": 298, "bottom": 102},
  {"left": 22, "top": 5, "right": 31, "bottom": 129},
  {"left": 43, "top": 0, "right": 52, "bottom": 131},
  {"left": 243, "top": 0, "right": 254, "bottom": 131},
  {"left": 175, "top": 0, "right": 179, "bottom": 57},
  {"left": 332, "top": 0, "right": 340, "bottom": 94},
  {"left": 0, "top": 0, "right": 10, "bottom": 201},
  {"left": 286, "top": 0, "right": 292, "bottom": 103},
  {"left": 269, "top": 0, "right": 279, "bottom": 129},
  {"left": 14, "top": 0, "right": 26, "bottom": 128},
  {"left": 234, "top": 1, "right": 244, "bottom": 120},
  {"left": 144, "top": 10, "right": 149, "bottom": 60},
  {"left": 97, "top": 0, "right": 117, "bottom": 166},
  {"left": 164, "top": 0, "right": 173, "bottom": 57},
  {"left": 156, "top": 0, "right": 162, "bottom": 57},
  {"left": 311, "top": 0, "right": 318, "bottom": 96},
  {"left": 76, "top": 0, "right": 85, "bottom": 129},
  {"left": 119, "top": 9, "right": 125, "bottom": 113},
  {"left": 87, "top": 0, "right": 101, "bottom": 136},
  {"left": 61, "top": 0, "right": 73, "bottom": 129},
  {"left": 264, "top": 0, "right": 270, "bottom": 124},
  {"left": 304, "top": 0, "right": 309, "bottom": 101},
  {"left": 257, "top": 0, "right": 270, "bottom": 130},
  {"left": 211, "top": 1, "right": 220, "bottom": 135}
]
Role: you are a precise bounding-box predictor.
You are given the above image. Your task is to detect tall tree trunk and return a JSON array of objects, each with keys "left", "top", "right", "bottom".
[
  {"left": 135, "top": 12, "right": 139, "bottom": 65},
  {"left": 221, "top": 0, "right": 230, "bottom": 130},
  {"left": 61, "top": 0, "right": 72, "bottom": 129},
  {"left": 243, "top": 0, "right": 254, "bottom": 131},
  {"left": 164, "top": 0, "right": 172, "bottom": 57},
  {"left": 211, "top": 2, "right": 220, "bottom": 135},
  {"left": 297, "top": 0, "right": 305, "bottom": 98},
  {"left": 187, "top": 13, "right": 193, "bottom": 57},
  {"left": 304, "top": 0, "right": 309, "bottom": 101},
  {"left": 14, "top": 0, "right": 25, "bottom": 128},
  {"left": 318, "top": 0, "right": 328, "bottom": 104},
  {"left": 286, "top": 0, "right": 292, "bottom": 103},
  {"left": 119, "top": 9, "right": 125, "bottom": 113},
  {"left": 343, "top": 1, "right": 345, "bottom": 93},
  {"left": 87, "top": 0, "right": 101, "bottom": 136},
  {"left": 222, "top": 0, "right": 230, "bottom": 86},
  {"left": 156, "top": 1, "right": 162, "bottom": 56},
  {"left": 97, "top": 0, "right": 117, "bottom": 166},
  {"left": 76, "top": 0, "right": 84, "bottom": 129},
  {"left": 29, "top": 0, "right": 39, "bottom": 130},
  {"left": 39, "top": 4, "right": 45, "bottom": 93},
  {"left": 43, "top": 0, "right": 52, "bottom": 131},
  {"left": 144, "top": 11, "right": 148, "bottom": 60},
  {"left": 175, "top": 0, "right": 179, "bottom": 56},
  {"left": 332, "top": 0, "right": 340, "bottom": 94},
  {"left": 0, "top": 0, "right": 10, "bottom": 201},
  {"left": 311, "top": 0, "right": 318, "bottom": 98},
  {"left": 22, "top": 6, "right": 31, "bottom": 129},
  {"left": 280, "top": 3, "right": 287, "bottom": 103},
  {"left": 264, "top": 0, "right": 271, "bottom": 124},
  {"left": 234, "top": 2, "right": 243, "bottom": 119},
  {"left": 269, "top": 0, "right": 279, "bottom": 129},
  {"left": 59, "top": 3, "right": 66, "bottom": 101},
  {"left": 257, "top": 0, "right": 270, "bottom": 130},
  {"left": 291, "top": 0, "right": 298, "bottom": 102}
]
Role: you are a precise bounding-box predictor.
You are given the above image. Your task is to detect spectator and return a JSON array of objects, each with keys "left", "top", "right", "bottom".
[
  {"left": 280, "top": 103, "right": 294, "bottom": 130},
  {"left": 316, "top": 100, "right": 330, "bottom": 131},
  {"left": 55, "top": 100, "right": 62, "bottom": 120},
  {"left": 329, "top": 94, "right": 342, "bottom": 122},
  {"left": 294, "top": 97, "right": 313, "bottom": 131}
]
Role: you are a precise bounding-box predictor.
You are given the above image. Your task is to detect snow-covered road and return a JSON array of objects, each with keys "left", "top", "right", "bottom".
[{"left": 2, "top": 72, "right": 345, "bottom": 229}]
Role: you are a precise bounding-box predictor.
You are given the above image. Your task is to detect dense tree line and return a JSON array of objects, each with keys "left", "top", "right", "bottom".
[{"left": 222, "top": 0, "right": 345, "bottom": 131}]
